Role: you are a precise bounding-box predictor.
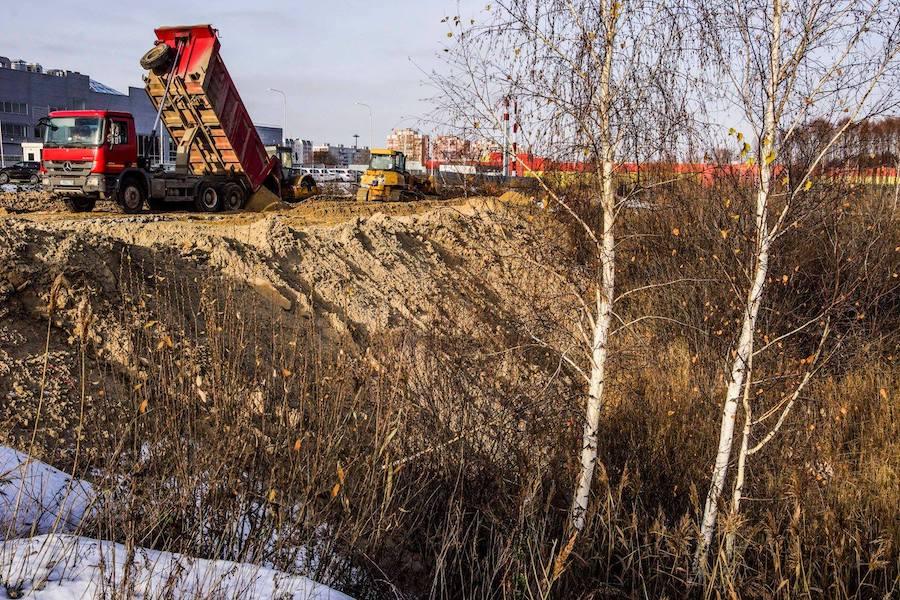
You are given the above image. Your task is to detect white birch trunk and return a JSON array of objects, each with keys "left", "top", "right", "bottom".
[
  {"left": 571, "top": 160, "right": 616, "bottom": 532},
  {"left": 570, "top": 5, "right": 617, "bottom": 532},
  {"left": 725, "top": 386, "right": 752, "bottom": 561},
  {"left": 694, "top": 0, "right": 781, "bottom": 573},
  {"left": 694, "top": 238, "right": 768, "bottom": 570}
]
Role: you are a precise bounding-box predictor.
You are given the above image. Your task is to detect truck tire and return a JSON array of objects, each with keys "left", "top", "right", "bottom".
[
  {"left": 29, "top": 174, "right": 39, "bottom": 185},
  {"left": 195, "top": 183, "right": 222, "bottom": 212},
  {"left": 222, "top": 183, "right": 246, "bottom": 211},
  {"left": 119, "top": 180, "right": 145, "bottom": 213},
  {"left": 0, "top": 173, "right": 8, "bottom": 184},
  {"left": 140, "top": 43, "right": 172, "bottom": 71},
  {"left": 65, "top": 196, "right": 96, "bottom": 213}
]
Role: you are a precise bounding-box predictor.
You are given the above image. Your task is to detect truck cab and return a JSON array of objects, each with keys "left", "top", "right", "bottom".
[{"left": 41, "top": 110, "right": 139, "bottom": 211}]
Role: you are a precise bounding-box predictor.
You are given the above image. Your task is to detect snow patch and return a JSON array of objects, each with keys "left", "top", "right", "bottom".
[
  {"left": 0, "top": 447, "right": 354, "bottom": 598},
  {"left": 0, "top": 447, "right": 94, "bottom": 540},
  {"left": 0, "top": 534, "right": 353, "bottom": 599}
]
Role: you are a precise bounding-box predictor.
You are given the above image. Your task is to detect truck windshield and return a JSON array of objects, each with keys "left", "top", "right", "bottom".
[
  {"left": 43, "top": 117, "right": 104, "bottom": 148},
  {"left": 369, "top": 154, "right": 397, "bottom": 170}
]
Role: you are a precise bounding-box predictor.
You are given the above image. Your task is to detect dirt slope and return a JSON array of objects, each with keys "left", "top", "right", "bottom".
[{"left": 0, "top": 193, "right": 566, "bottom": 458}]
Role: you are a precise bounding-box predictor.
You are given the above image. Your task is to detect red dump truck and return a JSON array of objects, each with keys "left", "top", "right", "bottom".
[{"left": 41, "top": 25, "right": 314, "bottom": 213}]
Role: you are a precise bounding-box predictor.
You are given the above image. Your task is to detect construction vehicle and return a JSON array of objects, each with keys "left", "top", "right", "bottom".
[
  {"left": 41, "top": 25, "right": 317, "bottom": 213},
  {"left": 356, "top": 148, "right": 435, "bottom": 201}
]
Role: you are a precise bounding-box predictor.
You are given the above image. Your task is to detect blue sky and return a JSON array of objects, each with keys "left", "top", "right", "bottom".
[{"left": 1, "top": 0, "right": 474, "bottom": 146}]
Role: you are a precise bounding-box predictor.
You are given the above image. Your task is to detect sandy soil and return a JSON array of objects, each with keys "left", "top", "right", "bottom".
[{"left": 0, "top": 189, "right": 566, "bottom": 461}]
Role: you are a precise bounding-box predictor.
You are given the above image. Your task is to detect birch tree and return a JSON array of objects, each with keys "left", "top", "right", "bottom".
[
  {"left": 693, "top": 0, "right": 899, "bottom": 575},
  {"left": 432, "top": 1, "right": 693, "bottom": 533}
]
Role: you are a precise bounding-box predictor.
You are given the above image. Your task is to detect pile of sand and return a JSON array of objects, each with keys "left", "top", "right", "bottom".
[{"left": 245, "top": 187, "right": 292, "bottom": 212}]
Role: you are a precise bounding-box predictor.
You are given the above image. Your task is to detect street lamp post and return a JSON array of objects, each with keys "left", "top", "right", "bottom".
[
  {"left": 0, "top": 119, "right": 5, "bottom": 168},
  {"left": 355, "top": 102, "right": 374, "bottom": 149},
  {"left": 268, "top": 88, "right": 287, "bottom": 145}
]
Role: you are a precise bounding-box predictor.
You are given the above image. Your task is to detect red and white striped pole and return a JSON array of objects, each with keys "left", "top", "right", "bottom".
[
  {"left": 502, "top": 96, "right": 510, "bottom": 178},
  {"left": 512, "top": 98, "right": 519, "bottom": 177}
]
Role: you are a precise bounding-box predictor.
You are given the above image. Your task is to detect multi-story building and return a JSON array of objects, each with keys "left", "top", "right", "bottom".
[
  {"left": 311, "top": 143, "right": 370, "bottom": 166},
  {"left": 432, "top": 134, "right": 472, "bottom": 162},
  {"left": 472, "top": 138, "right": 501, "bottom": 161},
  {"left": 386, "top": 128, "right": 429, "bottom": 164},
  {"left": 0, "top": 55, "right": 279, "bottom": 167},
  {"left": 289, "top": 139, "right": 314, "bottom": 165}
]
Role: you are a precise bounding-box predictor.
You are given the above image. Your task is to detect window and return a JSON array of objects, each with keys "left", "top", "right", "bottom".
[
  {"left": 0, "top": 101, "right": 28, "bottom": 115},
  {"left": 43, "top": 117, "right": 103, "bottom": 147},
  {"left": 109, "top": 120, "right": 129, "bottom": 145},
  {"left": 0, "top": 123, "right": 30, "bottom": 139}
]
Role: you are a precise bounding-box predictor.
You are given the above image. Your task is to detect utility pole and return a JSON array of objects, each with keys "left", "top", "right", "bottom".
[
  {"left": 355, "top": 102, "right": 374, "bottom": 149},
  {"left": 0, "top": 119, "right": 5, "bottom": 168},
  {"left": 353, "top": 133, "right": 359, "bottom": 149},
  {"left": 268, "top": 88, "right": 287, "bottom": 144}
]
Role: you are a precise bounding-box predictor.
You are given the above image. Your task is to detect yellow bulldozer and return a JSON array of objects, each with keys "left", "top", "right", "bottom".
[{"left": 356, "top": 149, "right": 435, "bottom": 201}]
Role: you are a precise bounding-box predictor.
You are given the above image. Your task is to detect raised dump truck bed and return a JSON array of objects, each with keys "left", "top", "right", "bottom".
[
  {"left": 143, "top": 24, "right": 279, "bottom": 193},
  {"left": 41, "top": 23, "right": 315, "bottom": 214}
]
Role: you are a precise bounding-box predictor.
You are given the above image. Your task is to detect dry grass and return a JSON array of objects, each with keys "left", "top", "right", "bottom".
[{"left": 1, "top": 182, "right": 897, "bottom": 598}]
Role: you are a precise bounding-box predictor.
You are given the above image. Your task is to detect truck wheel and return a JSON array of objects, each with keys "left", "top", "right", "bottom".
[
  {"left": 222, "top": 183, "right": 246, "bottom": 211},
  {"left": 119, "top": 181, "right": 145, "bottom": 213},
  {"left": 140, "top": 43, "right": 172, "bottom": 71},
  {"left": 65, "top": 196, "right": 96, "bottom": 213},
  {"left": 0, "top": 173, "right": 8, "bottom": 184},
  {"left": 195, "top": 184, "right": 222, "bottom": 212},
  {"left": 29, "top": 174, "right": 39, "bottom": 185}
]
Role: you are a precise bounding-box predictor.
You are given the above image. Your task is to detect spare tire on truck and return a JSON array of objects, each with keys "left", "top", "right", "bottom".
[{"left": 140, "top": 43, "right": 172, "bottom": 71}]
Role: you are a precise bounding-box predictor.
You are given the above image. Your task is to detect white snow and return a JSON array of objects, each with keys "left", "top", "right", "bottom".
[
  {"left": 0, "top": 447, "right": 354, "bottom": 599},
  {"left": 0, "top": 447, "right": 94, "bottom": 540},
  {"left": 0, "top": 534, "right": 353, "bottom": 599}
]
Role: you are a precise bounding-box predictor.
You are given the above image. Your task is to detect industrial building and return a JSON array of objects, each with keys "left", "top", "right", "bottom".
[
  {"left": 255, "top": 125, "right": 283, "bottom": 147},
  {"left": 0, "top": 55, "right": 280, "bottom": 167}
]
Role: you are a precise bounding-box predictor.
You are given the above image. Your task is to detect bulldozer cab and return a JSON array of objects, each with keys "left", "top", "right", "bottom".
[{"left": 368, "top": 149, "right": 406, "bottom": 173}]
